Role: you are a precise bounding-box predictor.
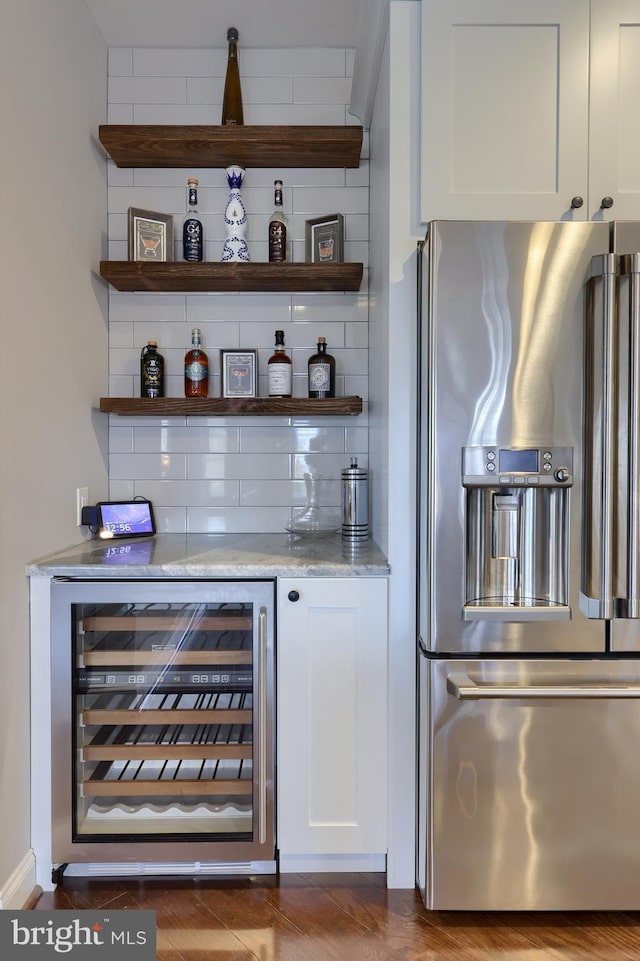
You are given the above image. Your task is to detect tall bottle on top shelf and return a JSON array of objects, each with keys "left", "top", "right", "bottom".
[
  {"left": 140, "top": 341, "right": 165, "bottom": 398},
  {"left": 183, "top": 178, "right": 203, "bottom": 262},
  {"left": 221, "top": 27, "right": 244, "bottom": 126},
  {"left": 184, "top": 328, "right": 209, "bottom": 398},
  {"left": 308, "top": 337, "right": 335, "bottom": 398},
  {"left": 268, "top": 180, "right": 289, "bottom": 262},
  {"left": 268, "top": 330, "right": 292, "bottom": 397}
]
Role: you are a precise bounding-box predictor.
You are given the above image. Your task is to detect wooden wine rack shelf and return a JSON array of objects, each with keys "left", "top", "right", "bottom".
[
  {"left": 99, "top": 260, "right": 363, "bottom": 293},
  {"left": 99, "top": 396, "right": 363, "bottom": 417},
  {"left": 98, "top": 124, "right": 363, "bottom": 168}
]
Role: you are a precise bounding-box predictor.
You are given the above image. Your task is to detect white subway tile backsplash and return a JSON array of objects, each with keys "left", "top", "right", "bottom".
[
  {"left": 109, "top": 452, "right": 187, "bottom": 480},
  {"left": 109, "top": 76, "right": 187, "bottom": 104},
  {"left": 106, "top": 44, "right": 367, "bottom": 534},
  {"left": 109, "top": 48, "right": 133, "bottom": 76},
  {"left": 133, "top": 48, "right": 223, "bottom": 77}
]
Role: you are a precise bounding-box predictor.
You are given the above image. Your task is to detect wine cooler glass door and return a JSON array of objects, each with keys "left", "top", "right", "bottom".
[{"left": 51, "top": 579, "right": 274, "bottom": 864}]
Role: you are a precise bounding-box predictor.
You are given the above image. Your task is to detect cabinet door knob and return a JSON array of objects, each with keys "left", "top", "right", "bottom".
[
  {"left": 287, "top": 590, "right": 300, "bottom": 602},
  {"left": 601, "top": 196, "right": 614, "bottom": 209},
  {"left": 570, "top": 196, "right": 584, "bottom": 209}
]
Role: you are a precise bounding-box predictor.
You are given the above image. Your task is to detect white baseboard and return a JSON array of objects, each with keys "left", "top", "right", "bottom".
[
  {"left": 278, "top": 853, "right": 386, "bottom": 874},
  {"left": 0, "top": 850, "right": 37, "bottom": 909}
]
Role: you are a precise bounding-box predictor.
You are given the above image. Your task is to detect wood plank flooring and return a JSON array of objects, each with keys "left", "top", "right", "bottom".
[{"left": 33, "top": 873, "right": 640, "bottom": 961}]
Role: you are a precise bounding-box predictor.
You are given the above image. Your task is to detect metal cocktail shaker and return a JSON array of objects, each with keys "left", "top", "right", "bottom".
[{"left": 341, "top": 457, "right": 369, "bottom": 541}]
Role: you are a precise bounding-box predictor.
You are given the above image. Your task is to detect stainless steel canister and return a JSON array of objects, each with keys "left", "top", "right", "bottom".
[{"left": 341, "top": 457, "right": 369, "bottom": 541}]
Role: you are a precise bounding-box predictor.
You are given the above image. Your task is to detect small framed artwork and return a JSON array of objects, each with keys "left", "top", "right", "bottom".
[
  {"left": 128, "top": 207, "right": 174, "bottom": 262},
  {"left": 220, "top": 349, "right": 258, "bottom": 398},
  {"left": 305, "top": 213, "right": 344, "bottom": 263}
]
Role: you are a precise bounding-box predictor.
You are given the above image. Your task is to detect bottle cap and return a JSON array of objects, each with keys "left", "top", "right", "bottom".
[
  {"left": 148, "top": 340, "right": 157, "bottom": 347},
  {"left": 187, "top": 177, "right": 199, "bottom": 186},
  {"left": 274, "top": 179, "right": 283, "bottom": 187},
  {"left": 318, "top": 337, "right": 326, "bottom": 344},
  {"left": 227, "top": 27, "right": 239, "bottom": 42}
]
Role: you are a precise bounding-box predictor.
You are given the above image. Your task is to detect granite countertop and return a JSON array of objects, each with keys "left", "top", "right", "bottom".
[{"left": 27, "top": 532, "right": 390, "bottom": 579}]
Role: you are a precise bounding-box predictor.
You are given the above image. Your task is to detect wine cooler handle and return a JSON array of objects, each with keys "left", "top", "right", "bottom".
[
  {"left": 621, "top": 254, "right": 640, "bottom": 616},
  {"left": 258, "top": 608, "right": 268, "bottom": 844}
]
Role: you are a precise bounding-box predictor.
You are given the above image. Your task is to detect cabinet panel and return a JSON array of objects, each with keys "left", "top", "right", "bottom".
[
  {"left": 590, "top": 2, "right": 640, "bottom": 220},
  {"left": 420, "top": 0, "right": 590, "bottom": 221},
  {"left": 277, "top": 578, "right": 387, "bottom": 860}
]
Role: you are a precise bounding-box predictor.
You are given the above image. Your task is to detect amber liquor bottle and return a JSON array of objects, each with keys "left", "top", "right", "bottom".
[
  {"left": 221, "top": 27, "right": 244, "bottom": 126},
  {"left": 140, "top": 341, "right": 164, "bottom": 398},
  {"left": 268, "top": 330, "right": 292, "bottom": 397},
  {"left": 183, "top": 178, "right": 203, "bottom": 262},
  {"left": 184, "top": 328, "right": 209, "bottom": 397},
  {"left": 268, "top": 180, "right": 289, "bottom": 262},
  {"left": 308, "top": 337, "right": 336, "bottom": 398}
]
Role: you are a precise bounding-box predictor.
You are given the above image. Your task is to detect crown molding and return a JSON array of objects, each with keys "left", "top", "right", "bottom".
[{"left": 349, "top": 0, "right": 390, "bottom": 126}]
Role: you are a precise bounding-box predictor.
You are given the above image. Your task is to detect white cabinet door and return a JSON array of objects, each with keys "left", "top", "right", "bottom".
[
  {"left": 589, "top": 1, "right": 640, "bottom": 221},
  {"left": 420, "top": 0, "right": 590, "bottom": 222},
  {"left": 277, "top": 578, "right": 387, "bottom": 863}
]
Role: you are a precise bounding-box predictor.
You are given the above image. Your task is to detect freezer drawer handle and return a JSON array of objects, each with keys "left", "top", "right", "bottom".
[{"left": 446, "top": 673, "right": 640, "bottom": 699}]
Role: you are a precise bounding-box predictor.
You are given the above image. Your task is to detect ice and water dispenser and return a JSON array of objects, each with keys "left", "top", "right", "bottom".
[{"left": 462, "top": 446, "right": 573, "bottom": 619}]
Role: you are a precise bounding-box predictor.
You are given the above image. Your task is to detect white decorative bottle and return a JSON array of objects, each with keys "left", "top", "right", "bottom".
[{"left": 221, "top": 165, "right": 249, "bottom": 262}]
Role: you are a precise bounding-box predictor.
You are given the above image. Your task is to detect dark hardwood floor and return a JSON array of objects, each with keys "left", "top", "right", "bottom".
[{"left": 33, "top": 873, "right": 640, "bottom": 961}]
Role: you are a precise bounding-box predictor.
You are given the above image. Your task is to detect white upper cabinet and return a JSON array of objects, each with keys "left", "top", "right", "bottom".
[
  {"left": 420, "top": 0, "right": 640, "bottom": 222},
  {"left": 589, "top": 1, "right": 640, "bottom": 221}
]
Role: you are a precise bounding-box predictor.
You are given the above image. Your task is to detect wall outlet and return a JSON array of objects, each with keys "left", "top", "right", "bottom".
[{"left": 76, "top": 487, "right": 89, "bottom": 526}]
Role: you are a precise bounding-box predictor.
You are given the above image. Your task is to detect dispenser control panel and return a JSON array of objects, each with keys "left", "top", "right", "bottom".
[{"left": 462, "top": 446, "right": 574, "bottom": 487}]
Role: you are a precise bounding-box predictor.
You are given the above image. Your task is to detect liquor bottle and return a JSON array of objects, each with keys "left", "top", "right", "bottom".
[
  {"left": 183, "top": 178, "right": 203, "bottom": 262},
  {"left": 221, "top": 27, "right": 244, "bottom": 126},
  {"left": 184, "top": 328, "right": 209, "bottom": 397},
  {"left": 267, "top": 330, "right": 292, "bottom": 397},
  {"left": 140, "top": 341, "right": 165, "bottom": 398},
  {"left": 268, "top": 180, "right": 289, "bottom": 262},
  {"left": 307, "top": 337, "right": 336, "bottom": 398}
]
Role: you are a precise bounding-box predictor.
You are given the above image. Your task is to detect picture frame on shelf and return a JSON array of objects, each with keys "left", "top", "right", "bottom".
[
  {"left": 220, "top": 349, "right": 258, "bottom": 398},
  {"left": 128, "top": 207, "right": 174, "bottom": 262},
  {"left": 305, "top": 213, "right": 344, "bottom": 263}
]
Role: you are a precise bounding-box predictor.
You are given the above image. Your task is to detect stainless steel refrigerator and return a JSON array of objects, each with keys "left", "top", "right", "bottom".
[{"left": 417, "top": 220, "right": 640, "bottom": 910}]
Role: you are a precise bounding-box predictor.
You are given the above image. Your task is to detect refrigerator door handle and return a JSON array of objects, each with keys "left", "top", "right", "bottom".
[
  {"left": 620, "top": 254, "right": 640, "bottom": 617},
  {"left": 586, "top": 254, "right": 618, "bottom": 619},
  {"left": 447, "top": 673, "right": 640, "bottom": 699}
]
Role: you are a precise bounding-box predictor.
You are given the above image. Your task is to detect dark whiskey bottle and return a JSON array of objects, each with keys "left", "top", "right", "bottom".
[
  {"left": 183, "top": 178, "right": 203, "bottom": 262},
  {"left": 308, "top": 337, "right": 336, "bottom": 398},
  {"left": 268, "top": 330, "right": 292, "bottom": 397},
  {"left": 184, "top": 328, "right": 209, "bottom": 397},
  {"left": 268, "top": 180, "right": 289, "bottom": 262},
  {"left": 221, "top": 27, "right": 244, "bottom": 126},
  {"left": 140, "top": 341, "right": 164, "bottom": 398}
]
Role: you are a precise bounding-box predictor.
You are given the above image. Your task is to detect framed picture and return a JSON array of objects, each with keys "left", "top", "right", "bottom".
[
  {"left": 128, "top": 207, "right": 174, "bottom": 262},
  {"left": 305, "top": 213, "right": 344, "bottom": 264},
  {"left": 220, "top": 349, "right": 258, "bottom": 398}
]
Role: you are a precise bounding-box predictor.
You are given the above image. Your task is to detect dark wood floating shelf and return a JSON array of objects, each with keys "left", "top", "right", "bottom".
[
  {"left": 99, "top": 397, "right": 364, "bottom": 417},
  {"left": 98, "top": 125, "right": 363, "bottom": 168},
  {"left": 99, "top": 260, "right": 363, "bottom": 293}
]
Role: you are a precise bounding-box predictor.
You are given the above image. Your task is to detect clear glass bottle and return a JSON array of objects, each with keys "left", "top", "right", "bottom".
[
  {"left": 140, "top": 341, "right": 164, "bottom": 398},
  {"left": 183, "top": 178, "right": 203, "bottom": 262},
  {"left": 221, "top": 27, "right": 244, "bottom": 126},
  {"left": 184, "top": 328, "right": 209, "bottom": 397},
  {"left": 307, "top": 337, "right": 336, "bottom": 398},
  {"left": 268, "top": 180, "right": 289, "bottom": 262},
  {"left": 267, "top": 330, "right": 292, "bottom": 397}
]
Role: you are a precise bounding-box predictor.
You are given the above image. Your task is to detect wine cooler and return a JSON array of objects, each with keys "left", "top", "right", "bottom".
[{"left": 49, "top": 578, "right": 275, "bottom": 871}]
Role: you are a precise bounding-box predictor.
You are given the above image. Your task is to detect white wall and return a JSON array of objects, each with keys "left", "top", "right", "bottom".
[
  {"left": 0, "top": 0, "right": 108, "bottom": 906},
  {"left": 105, "top": 47, "right": 369, "bottom": 533},
  {"left": 368, "top": 1, "right": 422, "bottom": 887}
]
